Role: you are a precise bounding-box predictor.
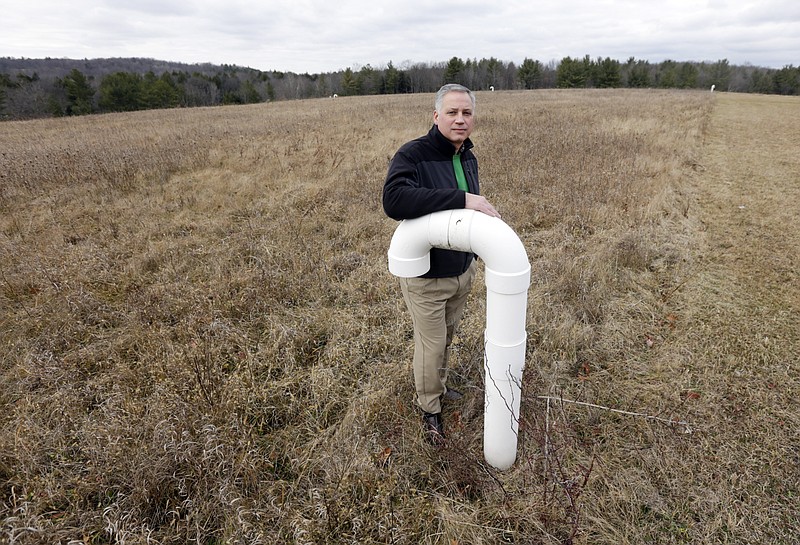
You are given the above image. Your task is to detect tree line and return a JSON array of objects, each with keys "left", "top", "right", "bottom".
[{"left": 1, "top": 55, "right": 798, "bottom": 120}]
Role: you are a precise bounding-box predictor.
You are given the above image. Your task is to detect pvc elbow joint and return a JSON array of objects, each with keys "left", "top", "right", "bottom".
[{"left": 388, "top": 210, "right": 531, "bottom": 470}]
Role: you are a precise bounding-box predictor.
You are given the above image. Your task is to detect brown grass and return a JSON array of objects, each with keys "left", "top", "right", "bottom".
[{"left": 1, "top": 90, "right": 797, "bottom": 544}]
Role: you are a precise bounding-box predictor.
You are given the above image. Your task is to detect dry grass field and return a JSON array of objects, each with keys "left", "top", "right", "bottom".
[{"left": 1, "top": 89, "right": 797, "bottom": 544}]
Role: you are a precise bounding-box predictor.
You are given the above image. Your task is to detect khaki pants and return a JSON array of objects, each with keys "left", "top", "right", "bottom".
[{"left": 399, "top": 261, "right": 476, "bottom": 414}]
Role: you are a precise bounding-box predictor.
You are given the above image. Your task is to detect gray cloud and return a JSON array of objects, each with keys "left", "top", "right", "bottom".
[{"left": 2, "top": 0, "right": 797, "bottom": 72}]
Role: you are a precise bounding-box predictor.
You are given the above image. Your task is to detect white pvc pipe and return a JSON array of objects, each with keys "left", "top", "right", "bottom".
[{"left": 388, "top": 209, "right": 530, "bottom": 470}]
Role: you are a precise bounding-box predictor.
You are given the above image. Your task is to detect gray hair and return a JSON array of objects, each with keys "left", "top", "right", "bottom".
[{"left": 435, "top": 84, "right": 476, "bottom": 113}]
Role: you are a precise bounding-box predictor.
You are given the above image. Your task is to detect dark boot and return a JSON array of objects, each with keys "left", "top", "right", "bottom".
[
  {"left": 422, "top": 412, "right": 445, "bottom": 445},
  {"left": 442, "top": 388, "right": 463, "bottom": 401}
]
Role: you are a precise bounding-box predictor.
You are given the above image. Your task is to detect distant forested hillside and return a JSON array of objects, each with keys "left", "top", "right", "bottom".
[
  {"left": 1, "top": 55, "right": 797, "bottom": 119},
  {"left": 0, "top": 57, "right": 226, "bottom": 79}
]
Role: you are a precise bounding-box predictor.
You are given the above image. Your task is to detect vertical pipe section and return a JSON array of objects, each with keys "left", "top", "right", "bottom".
[{"left": 387, "top": 209, "right": 531, "bottom": 470}]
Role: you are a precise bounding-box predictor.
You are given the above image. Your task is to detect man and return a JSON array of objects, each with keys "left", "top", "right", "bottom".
[{"left": 383, "top": 84, "right": 500, "bottom": 444}]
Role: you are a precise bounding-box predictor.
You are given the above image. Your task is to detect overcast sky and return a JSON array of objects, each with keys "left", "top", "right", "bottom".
[{"left": 3, "top": 0, "right": 798, "bottom": 73}]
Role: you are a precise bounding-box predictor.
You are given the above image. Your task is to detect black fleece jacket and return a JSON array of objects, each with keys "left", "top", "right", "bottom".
[{"left": 382, "top": 125, "right": 480, "bottom": 278}]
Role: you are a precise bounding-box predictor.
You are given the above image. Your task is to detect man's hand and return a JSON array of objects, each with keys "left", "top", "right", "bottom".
[{"left": 465, "top": 193, "right": 501, "bottom": 218}]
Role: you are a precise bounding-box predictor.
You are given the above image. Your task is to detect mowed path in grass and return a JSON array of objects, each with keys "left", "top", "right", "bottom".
[
  {"left": 668, "top": 92, "right": 799, "bottom": 540},
  {"left": 695, "top": 93, "right": 800, "bottom": 307}
]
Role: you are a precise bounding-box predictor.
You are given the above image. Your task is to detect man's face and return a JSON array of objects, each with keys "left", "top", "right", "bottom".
[{"left": 433, "top": 91, "right": 474, "bottom": 149}]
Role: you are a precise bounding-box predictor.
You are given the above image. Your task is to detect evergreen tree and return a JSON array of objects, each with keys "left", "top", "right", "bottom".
[
  {"left": 241, "top": 80, "right": 262, "bottom": 103},
  {"left": 214, "top": 73, "right": 245, "bottom": 104},
  {"left": 594, "top": 57, "right": 622, "bottom": 88},
  {"left": 518, "top": 58, "right": 543, "bottom": 89},
  {"left": 444, "top": 57, "right": 466, "bottom": 84},
  {"left": 708, "top": 59, "right": 732, "bottom": 90},
  {"left": 556, "top": 56, "right": 589, "bottom": 88},
  {"left": 222, "top": 91, "right": 243, "bottom": 104},
  {"left": 677, "top": 62, "right": 699, "bottom": 88},
  {"left": 141, "top": 72, "right": 180, "bottom": 109},
  {"left": 0, "top": 73, "right": 14, "bottom": 90},
  {"left": 60, "top": 68, "right": 94, "bottom": 115},
  {"left": 384, "top": 61, "right": 400, "bottom": 94},
  {"left": 0, "top": 74, "right": 14, "bottom": 115},
  {"left": 357, "top": 64, "right": 378, "bottom": 95},
  {"left": 627, "top": 58, "right": 651, "bottom": 88},
  {"left": 341, "top": 68, "right": 358, "bottom": 96},
  {"left": 657, "top": 60, "right": 678, "bottom": 88},
  {"left": 484, "top": 57, "right": 502, "bottom": 89},
  {"left": 773, "top": 65, "right": 799, "bottom": 95},
  {"left": 99, "top": 72, "right": 143, "bottom": 112},
  {"left": 750, "top": 69, "right": 773, "bottom": 94}
]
